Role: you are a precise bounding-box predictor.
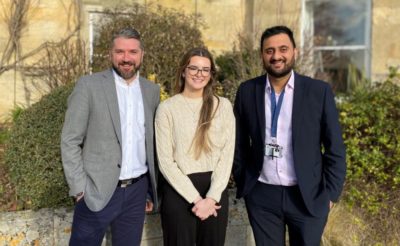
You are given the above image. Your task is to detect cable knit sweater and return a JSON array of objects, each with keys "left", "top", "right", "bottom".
[{"left": 155, "top": 94, "right": 235, "bottom": 203}]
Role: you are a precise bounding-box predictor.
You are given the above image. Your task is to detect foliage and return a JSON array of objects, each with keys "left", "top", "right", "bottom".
[
  {"left": 215, "top": 35, "right": 262, "bottom": 102},
  {"left": 9, "top": 105, "right": 25, "bottom": 122},
  {"left": 346, "top": 63, "right": 370, "bottom": 92},
  {"left": 338, "top": 67, "right": 400, "bottom": 243},
  {"left": 0, "top": 124, "right": 9, "bottom": 145},
  {"left": 4, "top": 83, "right": 74, "bottom": 210},
  {"left": 92, "top": 4, "right": 205, "bottom": 94}
]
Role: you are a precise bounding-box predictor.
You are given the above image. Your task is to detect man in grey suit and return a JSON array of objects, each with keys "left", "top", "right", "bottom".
[{"left": 61, "top": 27, "right": 160, "bottom": 246}]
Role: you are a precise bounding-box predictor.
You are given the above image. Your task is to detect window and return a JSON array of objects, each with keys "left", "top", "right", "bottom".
[{"left": 302, "top": 0, "right": 371, "bottom": 92}]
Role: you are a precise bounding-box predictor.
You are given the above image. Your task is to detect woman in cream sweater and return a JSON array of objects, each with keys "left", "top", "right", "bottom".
[{"left": 155, "top": 47, "right": 235, "bottom": 246}]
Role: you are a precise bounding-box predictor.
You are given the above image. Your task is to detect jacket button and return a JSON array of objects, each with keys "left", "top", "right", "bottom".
[{"left": 117, "top": 164, "right": 121, "bottom": 168}]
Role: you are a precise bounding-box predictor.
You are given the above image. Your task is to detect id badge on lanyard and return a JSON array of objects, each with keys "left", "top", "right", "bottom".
[
  {"left": 265, "top": 86, "right": 284, "bottom": 159},
  {"left": 266, "top": 138, "right": 283, "bottom": 159}
]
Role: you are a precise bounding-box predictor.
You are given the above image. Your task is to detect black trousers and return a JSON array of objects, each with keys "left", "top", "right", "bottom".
[
  {"left": 161, "top": 171, "right": 229, "bottom": 246},
  {"left": 245, "top": 182, "right": 328, "bottom": 246}
]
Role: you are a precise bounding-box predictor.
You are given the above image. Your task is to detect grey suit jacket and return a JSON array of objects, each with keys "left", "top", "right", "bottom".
[{"left": 61, "top": 69, "right": 160, "bottom": 212}]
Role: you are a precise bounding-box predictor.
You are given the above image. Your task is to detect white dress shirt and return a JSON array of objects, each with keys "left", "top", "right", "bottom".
[
  {"left": 113, "top": 70, "right": 147, "bottom": 180},
  {"left": 258, "top": 70, "right": 297, "bottom": 186}
]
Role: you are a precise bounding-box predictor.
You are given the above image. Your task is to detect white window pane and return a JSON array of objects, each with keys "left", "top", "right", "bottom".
[{"left": 311, "top": 0, "right": 368, "bottom": 46}]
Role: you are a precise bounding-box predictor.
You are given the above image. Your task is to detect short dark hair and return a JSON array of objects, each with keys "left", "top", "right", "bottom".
[
  {"left": 110, "top": 27, "right": 143, "bottom": 50},
  {"left": 260, "top": 25, "right": 296, "bottom": 51}
]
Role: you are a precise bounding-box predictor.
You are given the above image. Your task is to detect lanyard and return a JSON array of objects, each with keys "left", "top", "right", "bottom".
[{"left": 270, "top": 85, "right": 285, "bottom": 139}]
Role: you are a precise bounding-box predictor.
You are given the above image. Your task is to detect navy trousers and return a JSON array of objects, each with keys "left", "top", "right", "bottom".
[
  {"left": 245, "top": 182, "right": 328, "bottom": 246},
  {"left": 69, "top": 176, "right": 148, "bottom": 246}
]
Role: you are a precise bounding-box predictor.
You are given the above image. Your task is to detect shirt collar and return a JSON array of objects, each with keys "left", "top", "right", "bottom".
[{"left": 266, "top": 70, "right": 295, "bottom": 93}]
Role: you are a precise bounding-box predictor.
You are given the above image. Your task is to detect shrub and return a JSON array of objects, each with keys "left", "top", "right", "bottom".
[
  {"left": 4, "top": 84, "right": 74, "bottom": 209},
  {"left": 0, "top": 125, "right": 10, "bottom": 145},
  {"left": 215, "top": 35, "right": 262, "bottom": 102},
  {"left": 338, "top": 67, "right": 400, "bottom": 243},
  {"left": 92, "top": 4, "right": 205, "bottom": 94}
]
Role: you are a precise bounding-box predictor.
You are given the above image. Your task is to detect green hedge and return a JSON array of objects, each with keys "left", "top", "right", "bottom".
[
  {"left": 338, "top": 69, "right": 400, "bottom": 242},
  {"left": 5, "top": 84, "right": 74, "bottom": 209}
]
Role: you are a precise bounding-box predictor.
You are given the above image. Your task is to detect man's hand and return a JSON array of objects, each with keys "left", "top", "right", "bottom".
[
  {"left": 75, "top": 192, "right": 84, "bottom": 202},
  {"left": 329, "top": 201, "right": 334, "bottom": 209},
  {"left": 145, "top": 200, "right": 154, "bottom": 212}
]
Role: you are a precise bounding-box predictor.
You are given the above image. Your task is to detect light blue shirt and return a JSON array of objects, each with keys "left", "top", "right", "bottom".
[{"left": 113, "top": 70, "right": 147, "bottom": 180}]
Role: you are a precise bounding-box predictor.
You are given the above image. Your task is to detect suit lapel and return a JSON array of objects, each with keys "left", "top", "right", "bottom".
[
  {"left": 255, "top": 75, "right": 267, "bottom": 144},
  {"left": 139, "top": 77, "right": 152, "bottom": 134},
  {"left": 102, "top": 69, "right": 122, "bottom": 144},
  {"left": 292, "top": 73, "right": 306, "bottom": 148}
]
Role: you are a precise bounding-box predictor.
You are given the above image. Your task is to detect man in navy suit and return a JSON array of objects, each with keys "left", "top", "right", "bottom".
[{"left": 233, "top": 25, "right": 346, "bottom": 245}]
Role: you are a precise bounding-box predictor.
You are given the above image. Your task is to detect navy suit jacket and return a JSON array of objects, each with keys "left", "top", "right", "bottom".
[{"left": 233, "top": 72, "right": 346, "bottom": 217}]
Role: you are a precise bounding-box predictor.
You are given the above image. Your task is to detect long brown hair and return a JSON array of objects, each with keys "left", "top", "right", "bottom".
[{"left": 175, "top": 47, "right": 220, "bottom": 159}]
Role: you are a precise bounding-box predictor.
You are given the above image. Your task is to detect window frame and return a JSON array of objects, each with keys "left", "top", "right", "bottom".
[{"left": 300, "top": 0, "right": 372, "bottom": 90}]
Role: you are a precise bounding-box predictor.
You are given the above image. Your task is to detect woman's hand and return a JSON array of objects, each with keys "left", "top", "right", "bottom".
[{"left": 192, "top": 197, "right": 221, "bottom": 220}]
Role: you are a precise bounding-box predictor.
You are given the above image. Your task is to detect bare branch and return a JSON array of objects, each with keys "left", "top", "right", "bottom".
[{"left": 0, "top": 0, "right": 30, "bottom": 68}]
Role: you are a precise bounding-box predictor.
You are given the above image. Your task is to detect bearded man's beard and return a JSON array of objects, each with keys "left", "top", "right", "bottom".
[
  {"left": 113, "top": 61, "right": 141, "bottom": 80},
  {"left": 264, "top": 57, "right": 295, "bottom": 78}
]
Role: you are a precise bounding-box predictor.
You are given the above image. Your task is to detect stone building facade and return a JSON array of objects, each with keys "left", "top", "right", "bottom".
[{"left": 0, "top": 0, "right": 399, "bottom": 120}]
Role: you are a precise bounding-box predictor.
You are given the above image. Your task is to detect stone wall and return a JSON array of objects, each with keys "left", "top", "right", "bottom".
[
  {"left": 0, "top": 190, "right": 255, "bottom": 246},
  {"left": 371, "top": 0, "right": 400, "bottom": 81}
]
